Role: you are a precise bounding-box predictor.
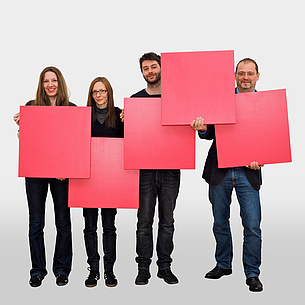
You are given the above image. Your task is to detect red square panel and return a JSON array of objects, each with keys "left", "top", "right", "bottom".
[
  {"left": 69, "top": 138, "right": 139, "bottom": 209},
  {"left": 161, "top": 50, "right": 236, "bottom": 125},
  {"left": 18, "top": 106, "right": 91, "bottom": 178},
  {"left": 215, "top": 90, "right": 292, "bottom": 168},
  {"left": 124, "top": 98, "right": 195, "bottom": 169}
]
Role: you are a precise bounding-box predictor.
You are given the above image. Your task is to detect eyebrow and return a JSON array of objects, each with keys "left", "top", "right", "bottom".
[
  {"left": 237, "top": 69, "right": 256, "bottom": 73},
  {"left": 143, "top": 64, "right": 158, "bottom": 69}
]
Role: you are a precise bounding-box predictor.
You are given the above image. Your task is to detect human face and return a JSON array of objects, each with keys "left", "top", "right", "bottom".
[
  {"left": 92, "top": 81, "right": 108, "bottom": 109},
  {"left": 142, "top": 60, "right": 161, "bottom": 85},
  {"left": 235, "top": 61, "right": 260, "bottom": 93},
  {"left": 44, "top": 71, "right": 58, "bottom": 98}
]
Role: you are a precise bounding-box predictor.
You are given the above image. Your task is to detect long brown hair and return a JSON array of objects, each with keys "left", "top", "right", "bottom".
[
  {"left": 34, "top": 66, "right": 69, "bottom": 106},
  {"left": 87, "top": 77, "right": 116, "bottom": 129}
]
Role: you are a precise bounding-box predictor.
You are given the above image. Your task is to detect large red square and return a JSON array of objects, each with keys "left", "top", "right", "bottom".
[
  {"left": 161, "top": 50, "right": 236, "bottom": 125},
  {"left": 18, "top": 106, "right": 91, "bottom": 178},
  {"left": 124, "top": 98, "right": 195, "bottom": 169},
  {"left": 68, "top": 138, "right": 139, "bottom": 209},
  {"left": 215, "top": 90, "right": 292, "bottom": 168}
]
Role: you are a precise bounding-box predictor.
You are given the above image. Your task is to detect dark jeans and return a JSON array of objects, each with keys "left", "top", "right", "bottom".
[
  {"left": 83, "top": 208, "right": 117, "bottom": 272},
  {"left": 25, "top": 178, "right": 72, "bottom": 278},
  {"left": 136, "top": 169, "right": 180, "bottom": 270}
]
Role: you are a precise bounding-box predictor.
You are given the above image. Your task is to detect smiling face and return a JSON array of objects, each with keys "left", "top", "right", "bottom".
[
  {"left": 235, "top": 61, "right": 260, "bottom": 93},
  {"left": 43, "top": 71, "right": 58, "bottom": 99},
  {"left": 92, "top": 81, "right": 108, "bottom": 109},
  {"left": 141, "top": 60, "right": 161, "bottom": 85}
]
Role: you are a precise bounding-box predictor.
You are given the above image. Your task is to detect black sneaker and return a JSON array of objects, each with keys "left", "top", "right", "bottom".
[
  {"left": 135, "top": 269, "right": 151, "bottom": 285},
  {"left": 29, "top": 275, "right": 43, "bottom": 288},
  {"left": 104, "top": 271, "right": 118, "bottom": 287},
  {"left": 157, "top": 268, "right": 179, "bottom": 284},
  {"left": 56, "top": 275, "right": 69, "bottom": 286},
  {"left": 85, "top": 269, "right": 100, "bottom": 288}
]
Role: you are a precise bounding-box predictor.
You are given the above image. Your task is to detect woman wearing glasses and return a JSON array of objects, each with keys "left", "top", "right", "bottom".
[
  {"left": 83, "top": 77, "right": 124, "bottom": 288},
  {"left": 13, "top": 67, "right": 74, "bottom": 288}
]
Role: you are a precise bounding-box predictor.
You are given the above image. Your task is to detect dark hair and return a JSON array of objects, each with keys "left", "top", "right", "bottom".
[
  {"left": 34, "top": 66, "right": 69, "bottom": 106},
  {"left": 139, "top": 52, "right": 161, "bottom": 72},
  {"left": 235, "top": 58, "right": 259, "bottom": 74},
  {"left": 86, "top": 77, "right": 116, "bottom": 129}
]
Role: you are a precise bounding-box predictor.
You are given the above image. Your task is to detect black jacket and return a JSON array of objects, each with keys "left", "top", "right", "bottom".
[
  {"left": 91, "top": 107, "right": 124, "bottom": 138},
  {"left": 200, "top": 89, "right": 262, "bottom": 190}
]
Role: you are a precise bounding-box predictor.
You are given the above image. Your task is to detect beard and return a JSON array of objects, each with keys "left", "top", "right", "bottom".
[
  {"left": 241, "top": 82, "right": 252, "bottom": 88},
  {"left": 144, "top": 71, "right": 161, "bottom": 85}
]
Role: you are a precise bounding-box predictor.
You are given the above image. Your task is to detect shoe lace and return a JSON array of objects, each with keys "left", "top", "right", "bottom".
[
  {"left": 87, "top": 267, "right": 99, "bottom": 280},
  {"left": 104, "top": 271, "right": 116, "bottom": 280},
  {"left": 32, "top": 275, "right": 43, "bottom": 280}
]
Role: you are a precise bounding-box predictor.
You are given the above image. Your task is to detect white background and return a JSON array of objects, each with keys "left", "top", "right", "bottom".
[{"left": 1, "top": 0, "right": 303, "bottom": 304}]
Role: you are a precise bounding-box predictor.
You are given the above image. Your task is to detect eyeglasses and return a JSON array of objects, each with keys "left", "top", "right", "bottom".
[
  {"left": 92, "top": 89, "right": 107, "bottom": 96},
  {"left": 237, "top": 71, "right": 256, "bottom": 77}
]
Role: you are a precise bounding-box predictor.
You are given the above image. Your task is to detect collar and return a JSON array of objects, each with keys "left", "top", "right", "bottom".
[{"left": 235, "top": 87, "right": 256, "bottom": 94}]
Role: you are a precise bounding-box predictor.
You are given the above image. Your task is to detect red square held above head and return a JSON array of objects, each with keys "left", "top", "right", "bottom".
[
  {"left": 161, "top": 50, "right": 236, "bottom": 126},
  {"left": 124, "top": 98, "right": 195, "bottom": 170},
  {"left": 18, "top": 106, "right": 91, "bottom": 178}
]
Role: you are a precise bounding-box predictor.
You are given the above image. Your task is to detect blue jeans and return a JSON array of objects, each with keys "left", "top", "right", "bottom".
[
  {"left": 83, "top": 208, "right": 117, "bottom": 272},
  {"left": 136, "top": 169, "right": 180, "bottom": 270},
  {"left": 25, "top": 178, "right": 72, "bottom": 278},
  {"left": 208, "top": 168, "right": 262, "bottom": 278}
]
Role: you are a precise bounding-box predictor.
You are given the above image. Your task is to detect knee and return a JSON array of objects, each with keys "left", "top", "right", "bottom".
[
  {"left": 102, "top": 223, "right": 116, "bottom": 235},
  {"left": 213, "top": 219, "right": 231, "bottom": 234},
  {"left": 29, "top": 218, "right": 44, "bottom": 237},
  {"left": 243, "top": 218, "right": 261, "bottom": 238}
]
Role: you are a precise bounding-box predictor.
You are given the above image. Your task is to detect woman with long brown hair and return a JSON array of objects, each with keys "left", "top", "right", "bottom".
[
  {"left": 13, "top": 67, "right": 74, "bottom": 288},
  {"left": 83, "top": 77, "right": 123, "bottom": 288}
]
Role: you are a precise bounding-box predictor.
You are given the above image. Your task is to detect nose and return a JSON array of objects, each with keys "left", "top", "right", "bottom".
[{"left": 48, "top": 80, "right": 55, "bottom": 87}]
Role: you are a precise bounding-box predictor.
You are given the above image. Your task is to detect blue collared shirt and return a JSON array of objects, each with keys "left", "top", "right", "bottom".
[{"left": 235, "top": 88, "right": 256, "bottom": 94}]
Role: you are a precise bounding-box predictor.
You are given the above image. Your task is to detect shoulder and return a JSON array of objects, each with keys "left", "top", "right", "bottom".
[
  {"left": 131, "top": 89, "right": 161, "bottom": 98},
  {"left": 130, "top": 89, "right": 148, "bottom": 97},
  {"left": 25, "top": 100, "right": 35, "bottom": 106},
  {"left": 114, "top": 106, "right": 122, "bottom": 116}
]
